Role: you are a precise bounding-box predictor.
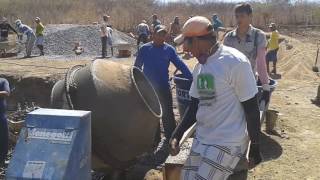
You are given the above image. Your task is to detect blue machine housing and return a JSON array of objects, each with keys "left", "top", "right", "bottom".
[{"left": 6, "top": 108, "right": 91, "bottom": 180}]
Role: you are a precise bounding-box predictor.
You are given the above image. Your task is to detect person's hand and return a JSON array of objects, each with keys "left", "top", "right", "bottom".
[
  {"left": 248, "top": 143, "right": 262, "bottom": 169},
  {"left": 169, "top": 138, "right": 180, "bottom": 156}
]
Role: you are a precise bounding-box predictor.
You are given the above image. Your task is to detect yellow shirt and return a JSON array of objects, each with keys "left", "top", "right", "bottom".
[
  {"left": 36, "top": 22, "right": 45, "bottom": 36},
  {"left": 268, "top": 30, "right": 279, "bottom": 50}
]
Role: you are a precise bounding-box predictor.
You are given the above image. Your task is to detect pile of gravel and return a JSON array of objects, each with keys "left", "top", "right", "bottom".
[{"left": 33, "top": 24, "right": 136, "bottom": 57}]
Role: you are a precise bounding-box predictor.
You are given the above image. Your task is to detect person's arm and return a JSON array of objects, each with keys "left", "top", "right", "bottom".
[
  {"left": 39, "top": 23, "right": 45, "bottom": 34},
  {"left": 170, "top": 64, "right": 199, "bottom": 156},
  {"left": 256, "top": 48, "right": 269, "bottom": 86},
  {"left": 230, "top": 61, "right": 261, "bottom": 167},
  {"left": 256, "top": 31, "right": 271, "bottom": 105},
  {"left": 242, "top": 94, "right": 262, "bottom": 168},
  {"left": 170, "top": 48, "right": 192, "bottom": 79},
  {"left": 134, "top": 47, "right": 144, "bottom": 69},
  {"left": 110, "top": 28, "right": 113, "bottom": 36},
  {"left": 171, "top": 97, "right": 198, "bottom": 141},
  {"left": 136, "top": 25, "right": 140, "bottom": 35},
  {"left": 0, "top": 91, "right": 9, "bottom": 97},
  {"left": 8, "top": 24, "right": 18, "bottom": 34},
  {"left": 168, "top": 23, "right": 173, "bottom": 35},
  {"left": 0, "top": 80, "right": 10, "bottom": 98},
  {"left": 146, "top": 25, "right": 150, "bottom": 36},
  {"left": 256, "top": 31, "right": 269, "bottom": 85},
  {"left": 219, "top": 19, "right": 223, "bottom": 27},
  {"left": 169, "top": 97, "right": 198, "bottom": 156},
  {"left": 241, "top": 95, "right": 260, "bottom": 144}
]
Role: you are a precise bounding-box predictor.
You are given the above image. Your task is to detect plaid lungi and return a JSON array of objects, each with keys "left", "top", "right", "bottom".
[{"left": 181, "top": 138, "right": 248, "bottom": 180}]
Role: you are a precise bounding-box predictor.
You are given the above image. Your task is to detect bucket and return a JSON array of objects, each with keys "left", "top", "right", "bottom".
[
  {"left": 266, "top": 110, "right": 279, "bottom": 133},
  {"left": 173, "top": 74, "right": 192, "bottom": 120},
  {"left": 257, "top": 79, "right": 277, "bottom": 105}
]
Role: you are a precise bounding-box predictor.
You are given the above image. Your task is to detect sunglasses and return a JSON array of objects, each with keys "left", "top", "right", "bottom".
[{"left": 184, "top": 34, "right": 215, "bottom": 48}]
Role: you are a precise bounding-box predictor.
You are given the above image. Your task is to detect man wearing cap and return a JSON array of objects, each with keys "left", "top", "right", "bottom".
[
  {"left": 169, "top": 16, "right": 262, "bottom": 180},
  {"left": 0, "top": 78, "right": 10, "bottom": 168},
  {"left": 223, "top": 3, "right": 271, "bottom": 106},
  {"left": 266, "top": 23, "right": 280, "bottom": 75},
  {"left": 35, "top": 17, "right": 45, "bottom": 56},
  {"left": 169, "top": 16, "right": 181, "bottom": 46},
  {"left": 15, "top": 19, "right": 36, "bottom": 58},
  {"left": 106, "top": 25, "right": 114, "bottom": 57},
  {"left": 100, "top": 15, "right": 110, "bottom": 58},
  {"left": 212, "top": 14, "right": 223, "bottom": 32},
  {"left": 151, "top": 14, "right": 161, "bottom": 32},
  {"left": 136, "top": 20, "right": 150, "bottom": 46},
  {"left": 134, "top": 24, "right": 192, "bottom": 164},
  {"left": 0, "top": 17, "right": 18, "bottom": 42}
]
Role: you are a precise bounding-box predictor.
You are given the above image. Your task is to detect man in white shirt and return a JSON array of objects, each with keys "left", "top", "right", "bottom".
[
  {"left": 169, "top": 16, "right": 262, "bottom": 180},
  {"left": 106, "top": 25, "right": 113, "bottom": 56},
  {"left": 100, "top": 15, "right": 110, "bottom": 58}
]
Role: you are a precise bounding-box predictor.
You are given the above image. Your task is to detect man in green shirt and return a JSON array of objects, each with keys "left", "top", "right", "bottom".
[{"left": 35, "top": 17, "right": 45, "bottom": 56}]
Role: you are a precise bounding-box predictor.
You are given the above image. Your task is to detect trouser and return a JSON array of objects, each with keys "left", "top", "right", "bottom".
[
  {"left": 101, "top": 36, "right": 107, "bottom": 58},
  {"left": 0, "top": 114, "right": 8, "bottom": 164},
  {"left": 181, "top": 138, "right": 249, "bottom": 180},
  {"left": 26, "top": 33, "right": 36, "bottom": 57},
  {"left": 36, "top": 35, "right": 44, "bottom": 55},
  {"left": 150, "top": 87, "right": 176, "bottom": 164},
  {"left": 266, "top": 48, "right": 279, "bottom": 74},
  {"left": 106, "top": 37, "right": 113, "bottom": 56},
  {"left": 156, "top": 87, "right": 176, "bottom": 140}
]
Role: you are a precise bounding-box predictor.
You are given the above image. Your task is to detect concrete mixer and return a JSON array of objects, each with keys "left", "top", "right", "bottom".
[{"left": 50, "top": 60, "right": 162, "bottom": 169}]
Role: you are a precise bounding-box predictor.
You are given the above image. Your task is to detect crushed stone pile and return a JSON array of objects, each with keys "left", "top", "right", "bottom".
[{"left": 31, "top": 24, "right": 136, "bottom": 57}]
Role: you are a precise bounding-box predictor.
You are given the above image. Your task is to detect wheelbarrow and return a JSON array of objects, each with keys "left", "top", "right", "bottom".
[{"left": 0, "top": 37, "right": 23, "bottom": 58}]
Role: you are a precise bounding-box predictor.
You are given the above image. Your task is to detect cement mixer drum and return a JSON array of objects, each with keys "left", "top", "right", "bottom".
[{"left": 51, "top": 60, "right": 162, "bottom": 168}]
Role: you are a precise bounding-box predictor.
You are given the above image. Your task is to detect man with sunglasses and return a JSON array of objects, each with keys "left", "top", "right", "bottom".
[
  {"left": 223, "top": 3, "right": 270, "bottom": 107},
  {"left": 169, "top": 16, "right": 261, "bottom": 180},
  {"left": 134, "top": 25, "right": 192, "bottom": 164}
]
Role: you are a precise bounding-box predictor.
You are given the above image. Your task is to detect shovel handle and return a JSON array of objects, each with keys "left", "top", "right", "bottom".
[{"left": 316, "top": 46, "right": 319, "bottom": 66}]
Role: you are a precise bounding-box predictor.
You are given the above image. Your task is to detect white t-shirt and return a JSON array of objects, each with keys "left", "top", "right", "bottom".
[
  {"left": 106, "top": 27, "right": 113, "bottom": 38},
  {"left": 189, "top": 45, "right": 258, "bottom": 146},
  {"left": 100, "top": 22, "right": 107, "bottom": 37}
]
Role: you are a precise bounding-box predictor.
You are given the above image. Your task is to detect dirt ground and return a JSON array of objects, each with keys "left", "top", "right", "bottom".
[
  {"left": 0, "top": 30, "right": 319, "bottom": 179},
  {"left": 246, "top": 33, "right": 320, "bottom": 180}
]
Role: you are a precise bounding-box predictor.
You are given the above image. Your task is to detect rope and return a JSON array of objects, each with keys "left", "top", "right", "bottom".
[{"left": 64, "top": 64, "right": 85, "bottom": 109}]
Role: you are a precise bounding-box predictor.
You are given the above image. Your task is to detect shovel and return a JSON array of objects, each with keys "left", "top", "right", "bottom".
[{"left": 312, "top": 43, "right": 319, "bottom": 72}]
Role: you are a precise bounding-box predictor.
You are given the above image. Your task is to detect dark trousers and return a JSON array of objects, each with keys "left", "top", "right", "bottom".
[
  {"left": 156, "top": 88, "right": 176, "bottom": 140},
  {"left": 0, "top": 114, "right": 8, "bottom": 164},
  {"left": 101, "top": 36, "right": 107, "bottom": 58}
]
